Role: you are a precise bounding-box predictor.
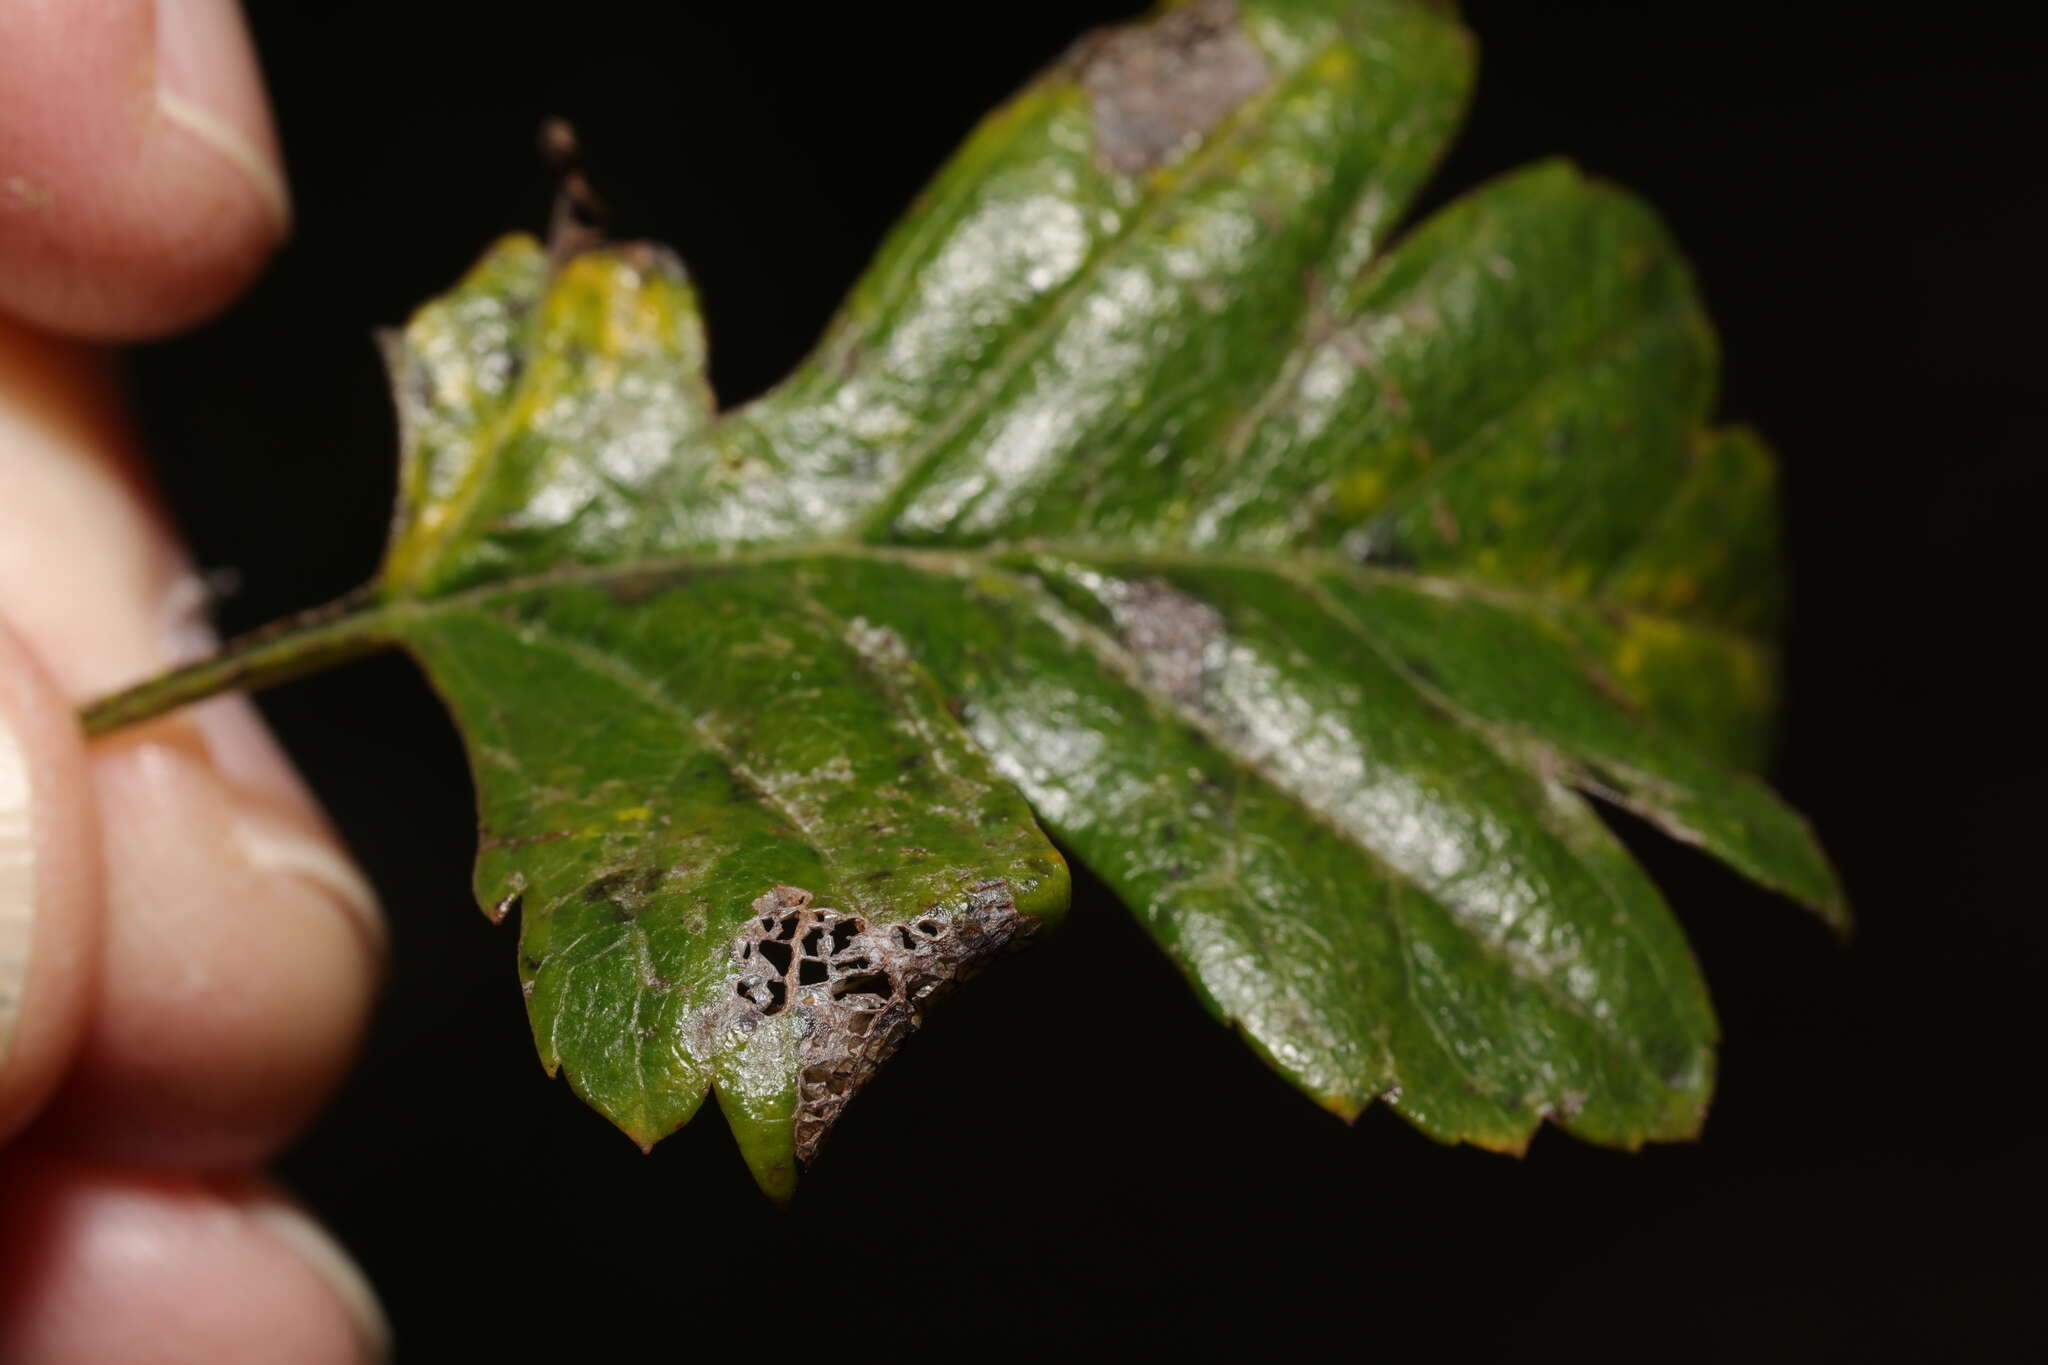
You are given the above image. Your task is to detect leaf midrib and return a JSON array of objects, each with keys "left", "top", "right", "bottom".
[{"left": 382, "top": 540, "right": 1770, "bottom": 656}]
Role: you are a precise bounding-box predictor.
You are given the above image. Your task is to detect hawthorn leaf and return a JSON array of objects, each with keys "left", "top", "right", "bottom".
[{"left": 84, "top": 0, "right": 1846, "bottom": 1199}]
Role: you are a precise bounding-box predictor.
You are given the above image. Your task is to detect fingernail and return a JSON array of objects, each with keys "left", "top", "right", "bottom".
[
  {"left": 0, "top": 705, "right": 33, "bottom": 1068},
  {"left": 249, "top": 1198, "right": 393, "bottom": 1363},
  {"left": 155, "top": 0, "right": 292, "bottom": 233}
]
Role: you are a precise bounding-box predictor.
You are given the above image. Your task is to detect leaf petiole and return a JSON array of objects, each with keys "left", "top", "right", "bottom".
[{"left": 79, "top": 587, "right": 404, "bottom": 737}]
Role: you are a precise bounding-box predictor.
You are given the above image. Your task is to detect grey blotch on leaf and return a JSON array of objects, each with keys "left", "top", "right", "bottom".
[
  {"left": 1113, "top": 577, "right": 1226, "bottom": 705},
  {"left": 1080, "top": 0, "right": 1273, "bottom": 175}
]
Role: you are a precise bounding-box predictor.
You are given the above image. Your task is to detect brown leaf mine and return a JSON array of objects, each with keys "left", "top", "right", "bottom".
[{"left": 733, "top": 882, "right": 1036, "bottom": 1164}]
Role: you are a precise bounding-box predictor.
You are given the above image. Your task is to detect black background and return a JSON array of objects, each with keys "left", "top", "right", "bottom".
[{"left": 121, "top": 2, "right": 2041, "bottom": 1359}]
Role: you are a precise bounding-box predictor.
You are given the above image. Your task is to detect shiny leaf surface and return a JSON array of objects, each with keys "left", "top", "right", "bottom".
[{"left": 85, "top": 0, "right": 1843, "bottom": 1197}]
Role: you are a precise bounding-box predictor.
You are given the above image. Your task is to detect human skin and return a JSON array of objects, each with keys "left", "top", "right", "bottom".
[{"left": 0, "top": 2, "right": 389, "bottom": 1360}]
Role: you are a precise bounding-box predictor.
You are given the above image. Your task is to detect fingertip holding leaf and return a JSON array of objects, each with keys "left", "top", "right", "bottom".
[{"left": 82, "top": 0, "right": 1845, "bottom": 1196}]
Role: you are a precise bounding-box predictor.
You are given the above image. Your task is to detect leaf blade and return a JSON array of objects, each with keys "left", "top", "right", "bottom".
[
  {"left": 396, "top": 569, "right": 1068, "bottom": 1188},
  {"left": 79, "top": 0, "right": 1847, "bottom": 1188}
]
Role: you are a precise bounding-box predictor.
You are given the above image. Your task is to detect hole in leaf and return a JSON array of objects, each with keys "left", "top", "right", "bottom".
[
  {"left": 831, "top": 972, "right": 892, "bottom": 1001},
  {"left": 798, "top": 959, "right": 828, "bottom": 986},
  {"left": 757, "top": 939, "right": 792, "bottom": 975},
  {"left": 829, "top": 919, "right": 861, "bottom": 955},
  {"left": 801, "top": 927, "right": 824, "bottom": 957},
  {"left": 736, "top": 975, "right": 788, "bottom": 1015}
]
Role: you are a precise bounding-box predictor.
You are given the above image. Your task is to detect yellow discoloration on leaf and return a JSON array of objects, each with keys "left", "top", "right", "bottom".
[{"left": 1334, "top": 469, "right": 1389, "bottom": 518}]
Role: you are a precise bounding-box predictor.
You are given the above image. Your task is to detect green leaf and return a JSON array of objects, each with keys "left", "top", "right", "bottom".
[{"left": 84, "top": 0, "right": 1844, "bottom": 1198}]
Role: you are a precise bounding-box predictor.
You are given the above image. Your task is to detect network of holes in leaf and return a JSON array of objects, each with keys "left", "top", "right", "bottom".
[{"left": 733, "top": 883, "right": 1035, "bottom": 1162}]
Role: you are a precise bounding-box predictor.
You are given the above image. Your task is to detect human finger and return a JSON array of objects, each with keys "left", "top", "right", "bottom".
[
  {"left": 0, "top": 1149, "right": 389, "bottom": 1363},
  {"left": 0, "top": 617, "right": 100, "bottom": 1144},
  {"left": 0, "top": 311, "right": 383, "bottom": 1171},
  {"left": 0, "top": 0, "right": 289, "bottom": 340}
]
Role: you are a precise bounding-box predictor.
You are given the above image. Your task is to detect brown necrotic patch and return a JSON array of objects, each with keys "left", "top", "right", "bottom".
[
  {"left": 732, "top": 882, "right": 1035, "bottom": 1163},
  {"left": 1079, "top": 0, "right": 1272, "bottom": 175}
]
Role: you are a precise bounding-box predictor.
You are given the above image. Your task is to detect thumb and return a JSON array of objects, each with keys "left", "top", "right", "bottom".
[{"left": 0, "top": 0, "right": 289, "bottom": 340}]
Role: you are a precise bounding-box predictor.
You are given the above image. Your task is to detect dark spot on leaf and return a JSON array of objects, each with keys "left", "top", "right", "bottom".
[
  {"left": 1079, "top": 0, "right": 1272, "bottom": 175},
  {"left": 583, "top": 872, "right": 632, "bottom": 906},
  {"left": 600, "top": 570, "right": 685, "bottom": 604},
  {"left": 1346, "top": 526, "right": 1417, "bottom": 570},
  {"left": 1397, "top": 655, "right": 1444, "bottom": 691},
  {"left": 1582, "top": 665, "right": 1643, "bottom": 716}
]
